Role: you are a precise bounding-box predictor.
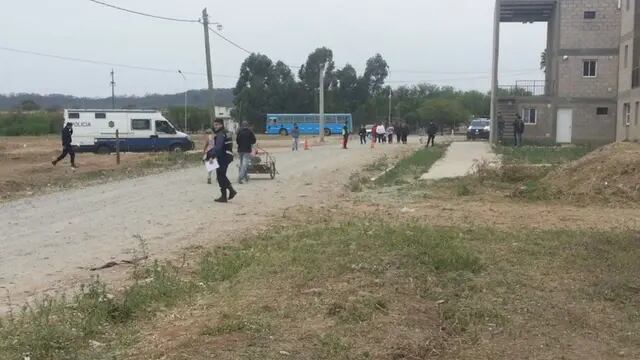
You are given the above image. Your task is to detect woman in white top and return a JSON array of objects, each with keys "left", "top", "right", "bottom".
[{"left": 376, "top": 124, "right": 386, "bottom": 143}]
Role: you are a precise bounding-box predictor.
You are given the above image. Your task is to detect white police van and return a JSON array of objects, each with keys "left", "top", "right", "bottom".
[{"left": 64, "top": 109, "right": 194, "bottom": 153}]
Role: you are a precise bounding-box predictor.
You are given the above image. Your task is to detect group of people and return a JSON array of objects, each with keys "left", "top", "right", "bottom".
[{"left": 358, "top": 123, "right": 410, "bottom": 145}]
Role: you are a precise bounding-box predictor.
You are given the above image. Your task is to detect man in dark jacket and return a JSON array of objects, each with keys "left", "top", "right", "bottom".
[
  {"left": 236, "top": 121, "right": 256, "bottom": 184},
  {"left": 426, "top": 122, "right": 438, "bottom": 147},
  {"left": 212, "top": 119, "right": 237, "bottom": 203},
  {"left": 357, "top": 125, "right": 367, "bottom": 145},
  {"left": 514, "top": 114, "right": 525, "bottom": 147},
  {"left": 52, "top": 122, "right": 77, "bottom": 169},
  {"left": 401, "top": 123, "right": 409, "bottom": 144}
]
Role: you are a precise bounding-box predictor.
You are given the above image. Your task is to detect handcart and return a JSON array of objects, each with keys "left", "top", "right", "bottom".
[{"left": 247, "top": 146, "right": 277, "bottom": 179}]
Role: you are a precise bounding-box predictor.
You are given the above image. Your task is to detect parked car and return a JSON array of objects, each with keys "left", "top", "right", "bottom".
[{"left": 467, "top": 118, "right": 491, "bottom": 140}]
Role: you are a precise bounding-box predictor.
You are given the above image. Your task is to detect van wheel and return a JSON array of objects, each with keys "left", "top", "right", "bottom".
[
  {"left": 170, "top": 144, "right": 184, "bottom": 152},
  {"left": 279, "top": 128, "right": 288, "bottom": 136},
  {"left": 324, "top": 128, "right": 331, "bottom": 136},
  {"left": 96, "top": 145, "right": 111, "bottom": 155}
]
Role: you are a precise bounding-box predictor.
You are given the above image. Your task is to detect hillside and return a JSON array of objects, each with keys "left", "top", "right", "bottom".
[{"left": 0, "top": 89, "right": 235, "bottom": 110}]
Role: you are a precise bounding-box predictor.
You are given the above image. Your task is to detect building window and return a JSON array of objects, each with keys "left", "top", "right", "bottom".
[
  {"left": 95, "top": 112, "right": 106, "bottom": 119},
  {"left": 584, "top": 11, "right": 596, "bottom": 19},
  {"left": 624, "top": 103, "right": 631, "bottom": 126},
  {"left": 131, "top": 119, "right": 151, "bottom": 130},
  {"left": 68, "top": 112, "right": 80, "bottom": 119},
  {"left": 583, "top": 60, "right": 597, "bottom": 78},
  {"left": 523, "top": 108, "right": 537, "bottom": 125},
  {"left": 625, "top": 45, "right": 629, "bottom": 68},
  {"left": 597, "top": 107, "right": 609, "bottom": 115},
  {"left": 636, "top": 102, "right": 639, "bottom": 125}
]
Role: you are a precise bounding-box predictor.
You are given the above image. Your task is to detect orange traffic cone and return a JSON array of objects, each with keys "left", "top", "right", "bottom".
[{"left": 304, "top": 138, "right": 311, "bottom": 150}]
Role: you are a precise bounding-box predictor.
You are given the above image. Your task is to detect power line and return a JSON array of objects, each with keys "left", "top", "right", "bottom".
[
  {"left": 0, "top": 45, "right": 239, "bottom": 79},
  {"left": 87, "top": 0, "right": 199, "bottom": 23},
  {"left": 208, "top": 26, "right": 252, "bottom": 54}
]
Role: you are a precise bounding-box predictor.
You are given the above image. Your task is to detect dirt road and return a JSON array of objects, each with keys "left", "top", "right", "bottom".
[{"left": 0, "top": 139, "right": 414, "bottom": 311}]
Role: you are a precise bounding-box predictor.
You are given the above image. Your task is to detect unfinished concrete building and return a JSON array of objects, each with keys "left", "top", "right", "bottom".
[
  {"left": 490, "top": 0, "right": 622, "bottom": 144},
  {"left": 618, "top": 0, "right": 640, "bottom": 141}
]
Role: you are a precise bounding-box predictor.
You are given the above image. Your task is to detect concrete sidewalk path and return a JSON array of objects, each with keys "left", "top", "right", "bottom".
[{"left": 420, "top": 141, "right": 498, "bottom": 180}]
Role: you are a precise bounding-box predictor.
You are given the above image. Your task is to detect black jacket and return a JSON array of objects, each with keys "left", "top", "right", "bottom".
[
  {"left": 427, "top": 123, "right": 438, "bottom": 136},
  {"left": 61, "top": 126, "right": 73, "bottom": 146},
  {"left": 513, "top": 120, "right": 525, "bottom": 134},
  {"left": 358, "top": 128, "right": 367, "bottom": 137},
  {"left": 212, "top": 129, "right": 234, "bottom": 166},
  {"left": 236, "top": 128, "right": 256, "bottom": 153}
]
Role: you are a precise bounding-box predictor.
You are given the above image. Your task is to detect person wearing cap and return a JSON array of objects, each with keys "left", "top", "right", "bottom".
[
  {"left": 211, "top": 118, "right": 237, "bottom": 203},
  {"left": 236, "top": 121, "right": 256, "bottom": 184},
  {"left": 203, "top": 128, "right": 216, "bottom": 184},
  {"left": 52, "top": 122, "right": 77, "bottom": 169}
]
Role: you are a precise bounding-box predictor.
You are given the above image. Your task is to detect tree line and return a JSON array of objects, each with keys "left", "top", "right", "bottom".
[{"left": 232, "top": 47, "right": 491, "bottom": 132}]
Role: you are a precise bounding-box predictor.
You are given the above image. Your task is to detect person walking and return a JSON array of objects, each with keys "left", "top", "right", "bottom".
[
  {"left": 52, "top": 122, "right": 77, "bottom": 169},
  {"left": 358, "top": 125, "right": 367, "bottom": 145},
  {"left": 400, "top": 123, "right": 408, "bottom": 144},
  {"left": 514, "top": 114, "right": 525, "bottom": 147},
  {"left": 387, "top": 124, "right": 394, "bottom": 144},
  {"left": 342, "top": 122, "right": 350, "bottom": 149},
  {"left": 376, "top": 123, "right": 386, "bottom": 143},
  {"left": 236, "top": 121, "right": 256, "bottom": 184},
  {"left": 211, "top": 119, "right": 237, "bottom": 203},
  {"left": 396, "top": 123, "right": 402, "bottom": 144},
  {"left": 291, "top": 123, "right": 300, "bottom": 151},
  {"left": 426, "top": 122, "right": 438, "bottom": 147}
]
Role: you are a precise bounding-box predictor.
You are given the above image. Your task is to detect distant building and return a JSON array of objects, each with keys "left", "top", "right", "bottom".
[{"left": 490, "top": 0, "right": 638, "bottom": 144}]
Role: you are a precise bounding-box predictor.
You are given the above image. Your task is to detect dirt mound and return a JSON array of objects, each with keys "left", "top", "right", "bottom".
[{"left": 543, "top": 142, "right": 640, "bottom": 202}]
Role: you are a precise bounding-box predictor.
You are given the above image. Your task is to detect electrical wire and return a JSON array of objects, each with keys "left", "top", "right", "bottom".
[
  {"left": 0, "top": 46, "right": 239, "bottom": 79},
  {"left": 87, "top": 0, "right": 199, "bottom": 23}
]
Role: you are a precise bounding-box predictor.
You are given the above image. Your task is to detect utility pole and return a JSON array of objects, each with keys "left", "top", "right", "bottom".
[
  {"left": 110, "top": 69, "right": 116, "bottom": 109},
  {"left": 202, "top": 8, "right": 216, "bottom": 126},
  {"left": 319, "top": 62, "right": 327, "bottom": 142},
  {"left": 178, "top": 70, "right": 188, "bottom": 132},
  {"left": 489, "top": 0, "right": 501, "bottom": 144}
]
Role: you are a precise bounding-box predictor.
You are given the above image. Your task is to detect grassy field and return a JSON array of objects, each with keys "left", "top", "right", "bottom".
[
  {"left": 0, "top": 112, "right": 63, "bottom": 136},
  {"left": 2, "top": 214, "right": 638, "bottom": 359}
]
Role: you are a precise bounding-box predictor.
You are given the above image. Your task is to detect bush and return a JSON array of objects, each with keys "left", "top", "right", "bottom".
[{"left": 0, "top": 112, "right": 64, "bottom": 136}]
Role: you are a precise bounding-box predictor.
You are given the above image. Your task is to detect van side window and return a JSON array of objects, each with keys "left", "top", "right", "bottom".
[
  {"left": 68, "top": 113, "right": 80, "bottom": 119},
  {"left": 95, "top": 113, "right": 106, "bottom": 119},
  {"left": 131, "top": 119, "right": 151, "bottom": 130}
]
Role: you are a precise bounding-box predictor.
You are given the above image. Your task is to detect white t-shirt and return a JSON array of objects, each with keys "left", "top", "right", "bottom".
[{"left": 376, "top": 125, "right": 386, "bottom": 135}]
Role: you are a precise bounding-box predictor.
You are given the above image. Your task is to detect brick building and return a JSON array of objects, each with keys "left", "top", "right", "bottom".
[{"left": 490, "top": 0, "right": 638, "bottom": 144}]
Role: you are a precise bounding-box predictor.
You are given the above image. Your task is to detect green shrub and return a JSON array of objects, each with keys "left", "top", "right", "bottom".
[{"left": 0, "top": 112, "right": 64, "bottom": 136}]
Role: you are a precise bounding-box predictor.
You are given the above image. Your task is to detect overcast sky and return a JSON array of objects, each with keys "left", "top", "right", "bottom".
[{"left": 0, "top": 0, "right": 547, "bottom": 97}]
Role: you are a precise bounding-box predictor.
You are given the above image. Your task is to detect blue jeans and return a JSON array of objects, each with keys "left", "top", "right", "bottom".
[{"left": 238, "top": 152, "right": 251, "bottom": 182}]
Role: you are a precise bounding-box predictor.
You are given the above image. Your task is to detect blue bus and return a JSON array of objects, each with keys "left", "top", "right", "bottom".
[{"left": 266, "top": 114, "right": 353, "bottom": 136}]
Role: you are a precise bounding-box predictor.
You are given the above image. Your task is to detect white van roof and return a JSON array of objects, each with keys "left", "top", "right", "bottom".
[{"left": 65, "top": 109, "right": 160, "bottom": 113}]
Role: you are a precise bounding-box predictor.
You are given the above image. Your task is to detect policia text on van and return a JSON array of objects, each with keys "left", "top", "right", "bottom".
[{"left": 63, "top": 109, "right": 195, "bottom": 153}]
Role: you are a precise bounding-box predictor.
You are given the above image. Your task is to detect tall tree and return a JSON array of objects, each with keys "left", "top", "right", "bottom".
[
  {"left": 233, "top": 53, "right": 275, "bottom": 124},
  {"left": 298, "top": 47, "right": 336, "bottom": 112}
]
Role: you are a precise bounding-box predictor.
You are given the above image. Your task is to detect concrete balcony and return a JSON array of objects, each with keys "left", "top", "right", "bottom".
[{"left": 500, "top": 0, "right": 556, "bottom": 23}]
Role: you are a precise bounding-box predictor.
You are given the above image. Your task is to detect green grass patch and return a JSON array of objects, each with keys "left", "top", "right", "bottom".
[
  {"left": 496, "top": 145, "right": 593, "bottom": 165},
  {"left": 0, "top": 112, "right": 64, "bottom": 136},
  {"left": 374, "top": 145, "right": 447, "bottom": 186}
]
